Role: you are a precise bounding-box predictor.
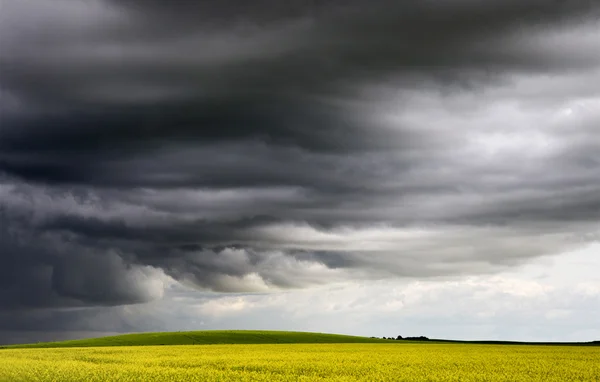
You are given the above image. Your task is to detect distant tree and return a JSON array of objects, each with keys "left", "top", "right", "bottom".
[
  {"left": 404, "top": 336, "right": 429, "bottom": 341},
  {"left": 396, "top": 335, "right": 403, "bottom": 340}
]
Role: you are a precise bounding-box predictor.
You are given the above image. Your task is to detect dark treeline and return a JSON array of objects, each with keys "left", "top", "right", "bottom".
[
  {"left": 373, "top": 336, "right": 430, "bottom": 341},
  {"left": 370, "top": 336, "right": 600, "bottom": 345}
]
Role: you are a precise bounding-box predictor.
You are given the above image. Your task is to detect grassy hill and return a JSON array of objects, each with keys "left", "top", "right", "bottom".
[
  {"left": 3, "top": 330, "right": 598, "bottom": 349},
  {"left": 1, "top": 330, "right": 390, "bottom": 349}
]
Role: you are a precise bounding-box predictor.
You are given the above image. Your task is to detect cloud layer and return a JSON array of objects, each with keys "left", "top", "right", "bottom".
[{"left": 1, "top": 0, "right": 599, "bottom": 342}]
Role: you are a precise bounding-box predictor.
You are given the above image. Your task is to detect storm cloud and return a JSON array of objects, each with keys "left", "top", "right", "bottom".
[{"left": 0, "top": 0, "right": 599, "bottom": 343}]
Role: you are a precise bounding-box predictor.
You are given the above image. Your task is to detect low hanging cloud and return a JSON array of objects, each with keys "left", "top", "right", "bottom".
[{"left": 0, "top": 0, "right": 599, "bottom": 323}]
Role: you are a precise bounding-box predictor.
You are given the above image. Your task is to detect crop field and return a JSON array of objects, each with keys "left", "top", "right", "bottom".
[{"left": 2, "top": 342, "right": 600, "bottom": 382}]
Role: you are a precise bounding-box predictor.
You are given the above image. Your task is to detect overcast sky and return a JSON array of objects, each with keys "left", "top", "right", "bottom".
[{"left": 1, "top": 0, "right": 599, "bottom": 345}]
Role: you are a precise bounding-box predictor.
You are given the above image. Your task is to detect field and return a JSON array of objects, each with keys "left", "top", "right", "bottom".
[{"left": 1, "top": 332, "right": 599, "bottom": 381}]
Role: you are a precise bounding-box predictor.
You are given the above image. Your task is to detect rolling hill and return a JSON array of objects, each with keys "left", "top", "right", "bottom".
[
  {"left": 3, "top": 330, "right": 598, "bottom": 349},
  {"left": 1, "top": 330, "right": 390, "bottom": 349}
]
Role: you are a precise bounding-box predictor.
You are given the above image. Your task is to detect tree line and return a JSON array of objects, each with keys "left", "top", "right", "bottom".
[{"left": 372, "top": 335, "right": 430, "bottom": 341}]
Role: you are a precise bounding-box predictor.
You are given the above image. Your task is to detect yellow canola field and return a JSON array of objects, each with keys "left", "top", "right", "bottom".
[{"left": 1, "top": 343, "right": 599, "bottom": 381}]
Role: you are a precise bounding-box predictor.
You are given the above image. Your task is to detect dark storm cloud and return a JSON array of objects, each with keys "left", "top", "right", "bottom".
[
  {"left": 2, "top": 1, "right": 598, "bottom": 125},
  {"left": 1, "top": 0, "right": 599, "bottom": 184},
  {"left": 1, "top": 0, "right": 600, "bottom": 343},
  {"left": 0, "top": 209, "right": 165, "bottom": 310}
]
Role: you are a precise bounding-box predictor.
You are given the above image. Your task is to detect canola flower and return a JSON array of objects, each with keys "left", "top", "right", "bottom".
[{"left": 1, "top": 343, "right": 599, "bottom": 381}]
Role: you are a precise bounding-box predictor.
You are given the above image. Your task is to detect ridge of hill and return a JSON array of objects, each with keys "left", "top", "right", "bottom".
[
  {"left": 2, "top": 330, "right": 598, "bottom": 349},
  {"left": 1, "top": 330, "right": 388, "bottom": 349}
]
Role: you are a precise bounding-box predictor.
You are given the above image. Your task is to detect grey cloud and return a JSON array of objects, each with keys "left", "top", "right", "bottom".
[
  {"left": 1, "top": 0, "right": 598, "bottom": 190},
  {"left": 1, "top": 0, "right": 600, "bottom": 342},
  {"left": 0, "top": 304, "right": 167, "bottom": 344},
  {"left": 0, "top": 206, "right": 165, "bottom": 310}
]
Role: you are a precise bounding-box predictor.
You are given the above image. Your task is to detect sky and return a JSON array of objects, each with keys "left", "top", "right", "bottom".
[{"left": 0, "top": 0, "right": 599, "bottom": 345}]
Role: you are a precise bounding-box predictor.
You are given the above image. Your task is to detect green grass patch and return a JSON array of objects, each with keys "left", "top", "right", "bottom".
[{"left": 1, "top": 330, "right": 390, "bottom": 349}]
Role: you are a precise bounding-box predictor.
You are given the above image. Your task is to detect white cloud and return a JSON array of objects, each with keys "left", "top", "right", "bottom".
[{"left": 146, "top": 242, "right": 600, "bottom": 342}]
